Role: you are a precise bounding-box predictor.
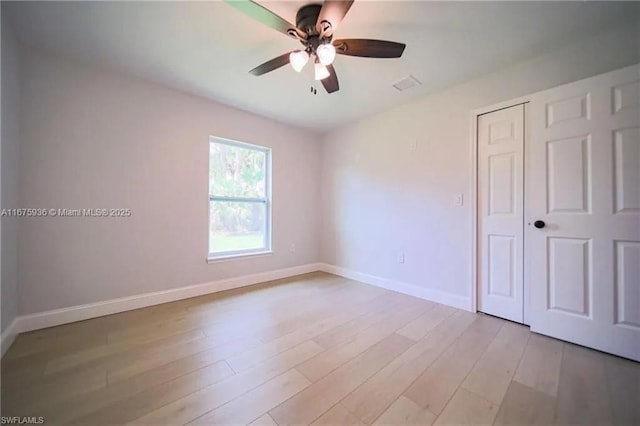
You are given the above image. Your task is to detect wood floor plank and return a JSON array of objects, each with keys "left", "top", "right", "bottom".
[
  {"left": 124, "top": 340, "right": 324, "bottom": 425},
  {"left": 36, "top": 351, "right": 237, "bottom": 424},
  {"left": 311, "top": 293, "right": 407, "bottom": 349},
  {"left": 1, "top": 354, "right": 50, "bottom": 390},
  {"left": 5, "top": 328, "right": 108, "bottom": 361},
  {"left": 461, "top": 322, "right": 530, "bottom": 404},
  {"left": 110, "top": 274, "right": 344, "bottom": 347},
  {"left": 191, "top": 281, "right": 353, "bottom": 342},
  {"left": 433, "top": 387, "right": 498, "bottom": 425},
  {"left": 296, "top": 301, "right": 429, "bottom": 382},
  {"left": 396, "top": 304, "right": 456, "bottom": 341},
  {"left": 249, "top": 413, "right": 279, "bottom": 426},
  {"left": 8, "top": 304, "right": 191, "bottom": 357},
  {"left": 604, "top": 354, "right": 640, "bottom": 425},
  {"left": 268, "top": 333, "right": 415, "bottom": 425},
  {"left": 2, "top": 366, "right": 107, "bottom": 415},
  {"left": 106, "top": 315, "right": 202, "bottom": 344},
  {"left": 190, "top": 369, "right": 311, "bottom": 425},
  {"left": 341, "top": 310, "right": 477, "bottom": 425},
  {"left": 37, "top": 329, "right": 217, "bottom": 393},
  {"left": 71, "top": 360, "right": 235, "bottom": 425},
  {"left": 184, "top": 276, "right": 324, "bottom": 314},
  {"left": 194, "top": 283, "right": 378, "bottom": 348},
  {"left": 181, "top": 280, "right": 332, "bottom": 322},
  {"left": 373, "top": 396, "right": 436, "bottom": 425},
  {"left": 4, "top": 329, "right": 56, "bottom": 359},
  {"left": 554, "top": 343, "right": 614, "bottom": 425},
  {"left": 106, "top": 335, "right": 260, "bottom": 383},
  {"left": 512, "top": 333, "right": 563, "bottom": 397},
  {"left": 225, "top": 306, "right": 376, "bottom": 373},
  {"left": 493, "top": 381, "right": 556, "bottom": 426},
  {"left": 44, "top": 328, "right": 205, "bottom": 375},
  {"left": 312, "top": 403, "right": 365, "bottom": 426},
  {"left": 402, "top": 315, "right": 503, "bottom": 415},
  {"left": 254, "top": 286, "right": 390, "bottom": 344},
  {"left": 182, "top": 273, "right": 340, "bottom": 317}
]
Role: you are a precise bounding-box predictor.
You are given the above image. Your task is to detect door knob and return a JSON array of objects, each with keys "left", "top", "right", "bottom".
[{"left": 534, "top": 220, "right": 546, "bottom": 229}]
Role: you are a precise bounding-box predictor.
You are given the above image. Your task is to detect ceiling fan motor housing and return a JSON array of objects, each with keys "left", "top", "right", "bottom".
[{"left": 296, "top": 4, "right": 323, "bottom": 34}]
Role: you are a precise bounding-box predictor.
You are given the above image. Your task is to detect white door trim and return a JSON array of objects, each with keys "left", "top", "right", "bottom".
[{"left": 470, "top": 95, "right": 531, "bottom": 322}]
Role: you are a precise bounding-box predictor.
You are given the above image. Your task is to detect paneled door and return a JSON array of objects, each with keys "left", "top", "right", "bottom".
[
  {"left": 478, "top": 104, "right": 525, "bottom": 323},
  {"left": 528, "top": 65, "right": 640, "bottom": 361}
]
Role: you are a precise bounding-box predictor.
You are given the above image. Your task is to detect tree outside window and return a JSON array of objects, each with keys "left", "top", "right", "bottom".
[{"left": 208, "top": 137, "right": 271, "bottom": 259}]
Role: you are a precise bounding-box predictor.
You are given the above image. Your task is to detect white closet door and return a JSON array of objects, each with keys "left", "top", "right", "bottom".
[
  {"left": 528, "top": 64, "right": 640, "bottom": 361},
  {"left": 478, "top": 104, "right": 525, "bottom": 323}
]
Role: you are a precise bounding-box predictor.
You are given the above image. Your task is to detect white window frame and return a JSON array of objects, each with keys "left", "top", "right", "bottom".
[{"left": 207, "top": 136, "right": 272, "bottom": 261}]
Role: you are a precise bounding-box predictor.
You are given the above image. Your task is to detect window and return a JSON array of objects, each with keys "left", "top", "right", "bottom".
[{"left": 208, "top": 137, "right": 271, "bottom": 259}]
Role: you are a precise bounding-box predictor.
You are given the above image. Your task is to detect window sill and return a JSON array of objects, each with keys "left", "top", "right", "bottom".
[{"left": 207, "top": 250, "right": 273, "bottom": 264}]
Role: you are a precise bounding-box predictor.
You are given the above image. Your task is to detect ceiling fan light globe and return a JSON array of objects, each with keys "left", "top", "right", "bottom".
[
  {"left": 289, "top": 51, "right": 309, "bottom": 72},
  {"left": 314, "top": 63, "right": 330, "bottom": 81},
  {"left": 316, "top": 43, "right": 336, "bottom": 66}
]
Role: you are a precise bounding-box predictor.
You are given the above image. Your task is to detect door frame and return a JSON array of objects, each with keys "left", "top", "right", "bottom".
[{"left": 470, "top": 95, "right": 531, "bottom": 324}]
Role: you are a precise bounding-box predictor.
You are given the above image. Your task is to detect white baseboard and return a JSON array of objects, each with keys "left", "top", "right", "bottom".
[
  {"left": 14, "top": 262, "right": 324, "bottom": 335},
  {"left": 319, "top": 263, "right": 472, "bottom": 312},
  {"left": 1, "top": 319, "right": 18, "bottom": 357}
]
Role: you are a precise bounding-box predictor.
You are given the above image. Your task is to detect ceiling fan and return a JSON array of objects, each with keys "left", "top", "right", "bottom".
[{"left": 226, "top": 0, "right": 406, "bottom": 94}]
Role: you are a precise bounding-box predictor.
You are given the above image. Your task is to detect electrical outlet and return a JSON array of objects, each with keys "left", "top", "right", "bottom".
[
  {"left": 409, "top": 139, "right": 418, "bottom": 151},
  {"left": 454, "top": 193, "right": 464, "bottom": 206},
  {"left": 289, "top": 243, "right": 296, "bottom": 253},
  {"left": 398, "top": 251, "right": 405, "bottom": 264}
]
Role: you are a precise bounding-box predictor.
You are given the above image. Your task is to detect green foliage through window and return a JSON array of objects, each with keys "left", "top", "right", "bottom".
[{"left": 209, "top": 138, "right": 270, "bottom": 257}]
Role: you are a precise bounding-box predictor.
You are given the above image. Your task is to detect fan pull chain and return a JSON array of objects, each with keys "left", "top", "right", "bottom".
[{"left": 309, "top": 68, "right": 317, "bottom": 95}]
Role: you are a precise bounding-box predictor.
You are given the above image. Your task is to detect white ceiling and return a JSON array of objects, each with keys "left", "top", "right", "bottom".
[{"left": 6, "top": 1, "right": 639, "bottom": 132}]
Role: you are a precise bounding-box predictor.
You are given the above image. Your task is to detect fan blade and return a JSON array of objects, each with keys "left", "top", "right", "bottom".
[
  {"left": 249, "top": 52, "right": 293, "bottom": 76},
  {"left": 321, "top": 64, "right": 339, "bottom": 94},
  {"left": 316, "top": 0, "right": 354, "bottom": 36},
  {"left": 226, "top": 0, "right": 304, "bottom": 39},
  {"left": 333, "top": 39, "right": 406, "bottom": 58}
]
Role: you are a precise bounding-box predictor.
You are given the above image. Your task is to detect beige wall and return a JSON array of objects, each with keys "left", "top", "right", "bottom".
[
  {"left": 17, "top": 47, "right": 321, "bottom": 315},
  {"left": 320, "top": 24, "right": 640, "bottom": 302},
  {"left": 1, "top": 12, "right": 21, "bottom": 333}
]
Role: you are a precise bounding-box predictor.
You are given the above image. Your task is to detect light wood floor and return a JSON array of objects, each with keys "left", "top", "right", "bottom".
[{"left": 1, "top": 272, "right": 638, "bottom": 425}]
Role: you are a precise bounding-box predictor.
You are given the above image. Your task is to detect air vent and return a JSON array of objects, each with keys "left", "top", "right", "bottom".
[{"left": 393, "top": 75, "right": 421, "bottom": 91}]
